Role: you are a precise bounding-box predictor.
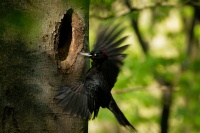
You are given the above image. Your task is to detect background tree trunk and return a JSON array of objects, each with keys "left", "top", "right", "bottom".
[{"left": 0, "top": 0, "right": 89, "bottom": 132}]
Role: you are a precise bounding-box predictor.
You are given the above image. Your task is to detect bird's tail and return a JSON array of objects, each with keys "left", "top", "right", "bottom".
[
  {"left": 54, "top": 83, "right": 91, "bottom": 119},
  {"left": 108, "top": 97, "right": 137, "bottom": 132}
]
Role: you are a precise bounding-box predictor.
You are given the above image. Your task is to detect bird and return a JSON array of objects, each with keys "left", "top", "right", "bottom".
[{"left": 55, "top": 24, "right": 136, "bottom": 132}]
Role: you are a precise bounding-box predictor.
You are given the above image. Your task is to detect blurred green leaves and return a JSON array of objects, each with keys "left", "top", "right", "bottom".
[{"left": 89, "top": 0, "right": 200, "bottom": 133}]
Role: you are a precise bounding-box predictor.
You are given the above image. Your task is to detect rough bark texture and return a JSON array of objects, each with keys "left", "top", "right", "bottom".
[{"left": 0, "top": 0, "right": 89, "bottom": 132}]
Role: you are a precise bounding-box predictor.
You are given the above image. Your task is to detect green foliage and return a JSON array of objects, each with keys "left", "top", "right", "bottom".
[
  {"left": 89, "top": 0, "right": 200, "bottom": 133},
  {"left": 90, "top": 0, "right": 114, "bottom": 8}
]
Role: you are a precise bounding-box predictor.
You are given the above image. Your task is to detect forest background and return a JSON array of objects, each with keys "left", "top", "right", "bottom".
[{"left": 88, "top": 0, "right": 200, "bottom": 133}]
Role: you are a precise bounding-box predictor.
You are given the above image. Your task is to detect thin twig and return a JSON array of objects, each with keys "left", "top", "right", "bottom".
[{"left": 111, "top": 87, "right": 144, "bottom": 94}]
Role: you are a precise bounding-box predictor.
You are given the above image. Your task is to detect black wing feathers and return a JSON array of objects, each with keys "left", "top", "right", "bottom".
[
  {"left": 93, "top": 25, "right": 128, "bottom": 71},
  {"left": 94, "top": 24, "right": 123, "bottom": 51},
  {"left": 93, "top": 25, "right": 127, "bottom": 54},
  {"left": 105, "top": 36, "right": 128, "bottom": 51},
  {"left": 55, "top": 85, "right": 91, "bottom": 119}
]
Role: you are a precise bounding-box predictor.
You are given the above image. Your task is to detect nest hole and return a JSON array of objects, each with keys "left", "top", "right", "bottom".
[{"left": 57, "top": 8, "right": 73, "bottom": 61}]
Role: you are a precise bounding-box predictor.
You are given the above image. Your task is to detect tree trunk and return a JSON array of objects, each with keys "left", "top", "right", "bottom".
[{"left": 0, "top": 0, "right": 89, "bottom": 132}]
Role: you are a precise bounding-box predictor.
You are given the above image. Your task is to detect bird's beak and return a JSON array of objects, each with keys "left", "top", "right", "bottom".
[{"left": 79, "top": 52, "right": 92, "bottom": 57}]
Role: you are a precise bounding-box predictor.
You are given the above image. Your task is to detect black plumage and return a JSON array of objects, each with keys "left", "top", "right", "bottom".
[{"left": 55, "top": 24, "right": 136, "bottom": 132}]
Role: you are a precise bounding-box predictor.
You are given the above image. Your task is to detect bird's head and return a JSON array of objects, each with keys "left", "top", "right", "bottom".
[
  {"left": 79, "top": 24, "right": 129, "bottom": 68},
  {"left": 79, "top": 50, "right": 108, "bottom": 60}
]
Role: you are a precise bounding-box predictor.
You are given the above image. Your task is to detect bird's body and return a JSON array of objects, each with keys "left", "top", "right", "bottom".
[{"left": 55, "top": 24, "right": 136, "bottom": 132}]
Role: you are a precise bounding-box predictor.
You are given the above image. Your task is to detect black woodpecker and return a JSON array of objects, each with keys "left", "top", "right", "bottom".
[{"left": 55, "top": 24, "right": 136, "bottom": 132}]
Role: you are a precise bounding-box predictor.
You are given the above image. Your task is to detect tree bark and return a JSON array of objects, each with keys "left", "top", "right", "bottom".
[
  {"left": 0, "top": 0, "right": 89, "bottom": 132},
  {"left": 160, "top": 84, "right": 173, "bottom": 133}
]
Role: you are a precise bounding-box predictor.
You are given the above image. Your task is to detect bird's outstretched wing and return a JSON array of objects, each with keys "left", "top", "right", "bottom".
[
  {"left": 92, "top": 24, "right": 129, "bottom": 68},
  {"left": 55, "top": 77, "right": 102, "bottom": 120},
  {"left": 55, "top": 83, "right": 91, "bottom": 119},
  {"left": 91, "top": 24, "right": 129, "bottom": 89}
]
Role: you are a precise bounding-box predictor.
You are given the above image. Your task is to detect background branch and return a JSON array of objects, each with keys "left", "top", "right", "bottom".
[
  {"left": 90, "top": 1, "right": 200, "bottom": 20},
  {"left": 112, "top": 87, "right": 144, "bottom": 94}
]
